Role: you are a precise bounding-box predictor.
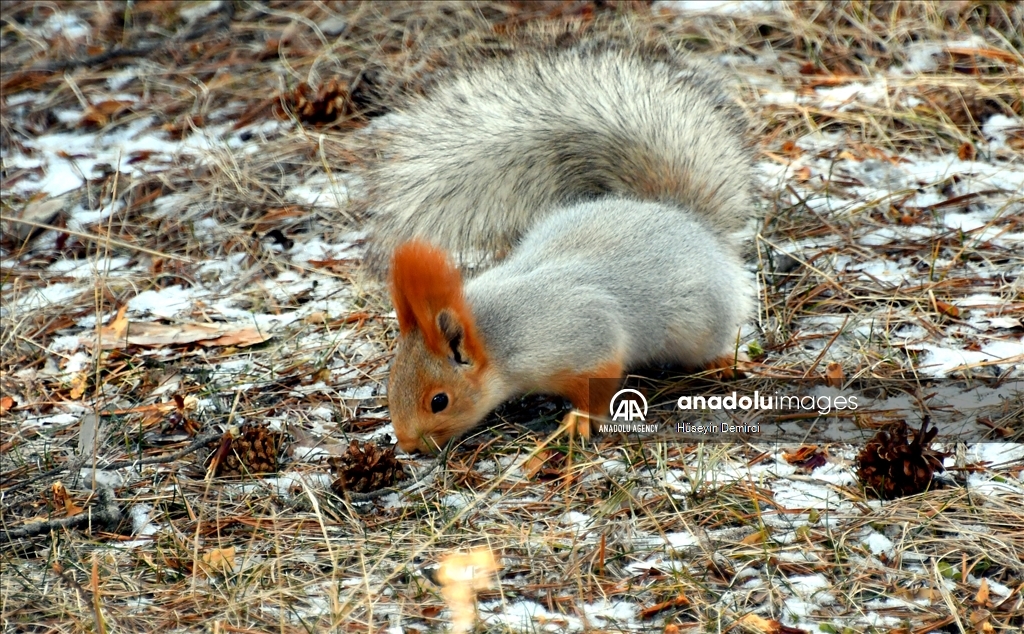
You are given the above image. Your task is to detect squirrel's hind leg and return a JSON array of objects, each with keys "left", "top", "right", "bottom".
[
  {"left": 547, "top": 359, "right": 624, "bottom": 439},
  {"left": 704, "top": 350, "right": 751, "bottom": 380}
]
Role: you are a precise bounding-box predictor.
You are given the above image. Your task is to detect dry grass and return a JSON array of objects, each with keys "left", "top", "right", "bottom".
[{"left": 2, "top": 1, "right": 1023, "bottom": 633}]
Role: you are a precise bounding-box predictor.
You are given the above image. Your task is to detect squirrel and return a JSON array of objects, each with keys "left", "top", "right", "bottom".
[{"left": 363, "top": 38, "right": 756, "bottom": 454}]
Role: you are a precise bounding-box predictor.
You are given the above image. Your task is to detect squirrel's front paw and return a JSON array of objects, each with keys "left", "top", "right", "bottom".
[
  {"left": 704, "top": 351, "right": 751, "bottom": 380},
  {"left": 560, "top": 409, "right": 593, "bottom": 439}
]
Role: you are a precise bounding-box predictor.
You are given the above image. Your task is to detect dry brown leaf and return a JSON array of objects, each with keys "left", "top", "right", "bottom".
[
  {"left": 733, "top": 613, "right": 809, "bottom": 633},
  {"left": 91, "top": 320, "right": 271, "bottom": 349},
  {"left": 782, "top": 445, "right": 827, "bottom": 470},
  {"left": 975, "top": 578, "right": 990, "bottom": 606},
  {"left": 50, "top": 482, "right": 84, "bottom": 517},
  {"left": 68, "top": 372, "right": 89, "bottom": 400},
  {"left": 968, "top": 608, "right": 994, "bottom": 633},
  {"left": 253, "top": 206, "right": 307, "bottom": 232},
  {"left": 107, "top": 305, "right": 129, "bottom": 340},
  {"left": 200, "top": 546, "right": 237, "bottom": 576},
  {"left": 437, "top": 549, "right": 501, "bottom": 634},
  {"left": 8, "top": 195, "right": 67, "bottom": 241},
  {"left": 934, "top": 299, "right": 961, "bottom": 318},
  {"left": 307, "top": 258, "right": 360, "bottom": 273},
  {"left": 198, "top": 327, "right": 272, "bottom": 348},
  {"left": 740, "top": 530, "right": 767, "bottom": 546},
  {"left": 638, "top": 593, "right": 690, "bottom": 619},
  {"left": 162, "top": 114, "right": 206, "bottom": 139},
  {"left": 958, "top": 141, "right": 977, "bottom": 161},
  {"left": 1, "top": 70, "right": 55, "bottom": 94},
  {"left": 780, "top": 140, "right": 803, "bottom": 158},
  {"left": 825, "top": 361, "right": 843, "bottom": 388},
  {"left": 79, "top": 100, "right": 134, "bottom": 128},
  {"left": 945, "top": 46, "right": 1019, "bottom": 63},
  {"left": 523, "top": 450, "right": 552, "bottom": 479},
  {"left": 0, "top": 396, "right": 16, "bottom": 415}
]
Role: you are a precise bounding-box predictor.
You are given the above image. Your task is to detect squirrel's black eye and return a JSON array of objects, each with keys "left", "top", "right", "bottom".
[{"left": 430, "top": 393, "right": 449, "bottom": 413}]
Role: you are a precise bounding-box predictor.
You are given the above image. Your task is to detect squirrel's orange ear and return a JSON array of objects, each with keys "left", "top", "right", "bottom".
[{"left": 390, "top": 241, "right": 485, "bottom": 362}]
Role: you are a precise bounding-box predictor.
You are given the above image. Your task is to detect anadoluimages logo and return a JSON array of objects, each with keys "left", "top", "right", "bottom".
[{"left": 610, "top": 389, "right": 648, "bottom": 422}]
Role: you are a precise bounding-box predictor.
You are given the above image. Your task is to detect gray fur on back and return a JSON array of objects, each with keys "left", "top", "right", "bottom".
[
  {"left": 363, "top": 45, "right": 753, "bottom": 273},
  {"left": 466, "top": 198, "right": 754, "bottom": 382}
]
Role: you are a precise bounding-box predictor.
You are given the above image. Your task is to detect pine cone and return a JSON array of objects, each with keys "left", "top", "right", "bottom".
[
  {"left": 329, "top": 440, "right": 407, "bottom": 494},
  {"left": 207, "top": 423, "right": 285, "bottom": 478},
  {"left": 857, "top": 418, "right": 946, "bottom": 499},
  {"left": 281, "top": 79, "right": 354, "bottom": 126}
]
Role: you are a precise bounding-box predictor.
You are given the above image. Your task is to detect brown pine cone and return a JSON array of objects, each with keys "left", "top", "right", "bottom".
[
  {"left": 329, "top": 440, "right": 407, "bottom": 494},
  {"left": 206, "top": 423, "right": 285, "bottom": 478},
  {"left": 280, "top": 79, "right": 354, "bottom": 126},
  {"left": 857, "top": 418, "right": 947, "bottom": 500}
]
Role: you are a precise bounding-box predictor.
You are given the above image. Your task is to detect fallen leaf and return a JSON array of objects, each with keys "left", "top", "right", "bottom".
[
  {"left": 307, "top": 258, "right": 360, "bottom": 272},
  {"left": 782, "top": 445, "right": 827, "bottom": 470},
  {"left": 975, "top": 578, "right": 990, "bottom": 606},
  {"left": 639, "top": 593, "right": 690, "bottom": 619},
  {"left": 734, "top": 613, "right": 809, "bottom": 633},
  {"left": 77, "top": 412, "right": 101, "bottom": 457},
  {"left": 958, "top": 141, "right": 977, "bottom": 161},
  {"left": 945, "top": 46, "right": 1019, "bottom": 64},
  {"left": 1, "top": 70, "right": 55, "bottom": 94},
  {"left": 90, "top": 320, "right": 272, "bottom": 349},
  {"left": 780, "top": 140, "right": 802, "bottom": 158},
  {"left": 968, "top": 608, "right": 994, "bottom": 633},
  {"left": 199, "top": 327, "right": 272, "bottom": 348},
  {"left": 825, "top": 361, "right": 843, "bottom": 388},
  {"left": 934, "top": 299, "right": 960, "bottom": 318},
  {"left": 69, "top": 372, "right": 89, "bottom": 400},
  {"left": 0, "top": 396, "right": 15, "bottom": 415},
  {"left": 200, "top": 546, "right": 236, "bottom": 576},
  {"left": 79, "top": 100, "right": 134, "bottom": 128},
  {"left": 253, "top": 206, "right": 306, "bottom": 232},
  {"left": 107, "top": 305, "right": 129, "bottom": 340},
  {"left": 524, "top": 450, "right": 552, "bottom": 479},
  {"left": 50, "top": 482, "right": 84, "bottom": 517},
  {"left": 437, "top": 549, "right": 500, "bottom": 634},
  {"left": 8, "top": 195, "right": 68, "bottom": 241}
]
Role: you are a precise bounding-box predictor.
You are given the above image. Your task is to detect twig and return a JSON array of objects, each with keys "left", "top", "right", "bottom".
[
  {"left": 3, "top": 3, "right": 236, "bottom": 74},
  {"left": 2, "top": 432, "right": 223, "bottom": 495},
  {"left": 1, "top": 486, "right": 119, "bottom": 542},
  {"left": 0, "top": 216, "right": 192, "bottom": 262}
]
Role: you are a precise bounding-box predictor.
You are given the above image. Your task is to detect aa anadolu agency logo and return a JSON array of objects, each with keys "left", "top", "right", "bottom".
[{"left": 610, "top": 388, "right": 647, "bottom": 422}]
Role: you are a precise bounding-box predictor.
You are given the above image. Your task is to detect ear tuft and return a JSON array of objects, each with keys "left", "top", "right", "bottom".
[{"left": 390, "top": 240, "right": 485, "bottom": 363}]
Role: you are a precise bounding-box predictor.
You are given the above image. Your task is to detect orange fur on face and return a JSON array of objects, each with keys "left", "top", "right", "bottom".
[
  {"left": 389, "top": 240, "right": 495, "bottom": 453},
  {"left": 390, "top": 240, "right": 486, "bottom": 363}
]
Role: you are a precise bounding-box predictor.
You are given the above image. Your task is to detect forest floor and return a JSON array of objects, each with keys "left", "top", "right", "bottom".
[{"left": 2, "top": 2, "right": 1022, "bottom": 632}]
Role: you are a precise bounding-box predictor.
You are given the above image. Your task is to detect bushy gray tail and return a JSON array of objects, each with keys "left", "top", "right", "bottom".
[{"left": 361, "top": 43, "right": 753, "bottom": 274}]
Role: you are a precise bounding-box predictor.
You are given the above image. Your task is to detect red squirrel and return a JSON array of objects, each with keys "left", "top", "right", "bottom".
[{"left": 366, "top": 40, "right": 754, "bottom": 453}]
